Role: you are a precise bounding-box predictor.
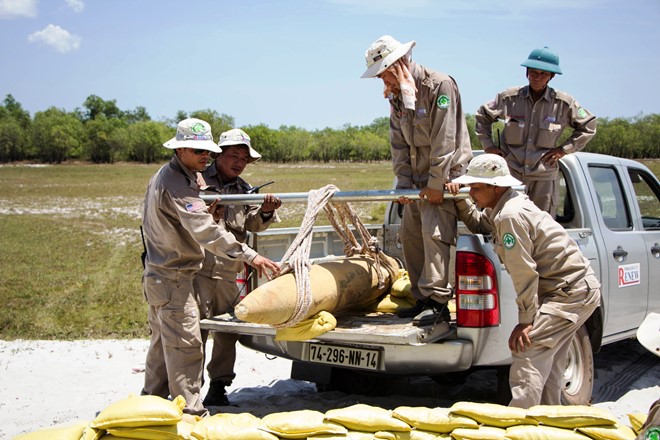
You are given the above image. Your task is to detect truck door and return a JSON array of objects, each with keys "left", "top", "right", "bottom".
[
  {"left": 626, "top": 166, "right": 660, "bottom": 314},
  {"left": 587, "top": 164, "right": 649, "bottom": 335}
]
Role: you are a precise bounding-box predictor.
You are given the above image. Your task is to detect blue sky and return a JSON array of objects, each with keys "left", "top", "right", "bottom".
[{"left": 1, "top": 0, "right": 659, "bottom": 130}]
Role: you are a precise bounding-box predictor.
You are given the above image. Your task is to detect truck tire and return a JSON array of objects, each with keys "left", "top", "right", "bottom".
[
  {"left": 495, "top": 325, "right": 593, "bottom": 405},
  {"left": 496, "top": 366, "right": 512, "bottom": 405},
  {"left": 561, "top": 325, "right": 594, "bottom": 405}
]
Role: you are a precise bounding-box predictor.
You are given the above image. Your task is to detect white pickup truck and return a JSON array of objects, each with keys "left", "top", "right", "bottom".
[{"left": 201, "top": 152, "right": 660, "bottom": 404}]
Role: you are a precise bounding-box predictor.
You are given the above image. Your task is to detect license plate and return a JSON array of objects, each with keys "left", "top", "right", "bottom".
[{"left": 308, "top": 343, "right": 380, "bottom": 370}]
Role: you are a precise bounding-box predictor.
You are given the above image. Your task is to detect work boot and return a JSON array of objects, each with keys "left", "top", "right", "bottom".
[
  {"left": 202, "top": 380, "right": 229, "bottom": 407},
  {"left": 412, "top": 302, "right": 450, "bottom": 327},
  {"left": 397, "top": 300, "right": 429, "bottom": 318}
]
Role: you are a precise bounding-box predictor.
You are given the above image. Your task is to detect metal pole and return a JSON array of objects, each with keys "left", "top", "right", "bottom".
[{"left": 199, "top": 186, "right": 525, "bottom": 205}]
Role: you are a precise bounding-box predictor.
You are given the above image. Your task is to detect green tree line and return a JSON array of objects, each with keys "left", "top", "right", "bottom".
[{"left": 0, "top": 94, "right": 657, "bottom": 164}]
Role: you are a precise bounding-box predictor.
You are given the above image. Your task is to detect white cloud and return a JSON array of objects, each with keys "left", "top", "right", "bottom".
[
  {"left": 65, "top": 0, "right": 83, "bottom": 13},
  {"left": 0, "top": 0, "right": 37, "bottom": 18},
  {"left": 27, "top": 24, "right": 81, "bottom": 53}
]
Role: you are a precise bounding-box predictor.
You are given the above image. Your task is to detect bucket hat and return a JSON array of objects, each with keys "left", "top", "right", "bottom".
[
  {"left": 452, "top": 154, "right": 522, "bottom": 187},
  {"left": 163, "top": 118, "right": 220, "bottom": 153},
  {"left": 361, "top": 35, "right": 416, "bottom": 79},
  {"left": 218, "top": 128, "right": 261, "bottom": 163}
]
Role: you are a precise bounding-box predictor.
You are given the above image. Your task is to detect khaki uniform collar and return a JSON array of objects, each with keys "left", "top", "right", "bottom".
[
  {"left": 522, "top": 85, "right": 554, "bottom": 102},
  {"left": 170, "top": 153, "right": 200, "bottom": 187},
  {"left": 490, "top": 186, "right": 518, "bottom": 219}
]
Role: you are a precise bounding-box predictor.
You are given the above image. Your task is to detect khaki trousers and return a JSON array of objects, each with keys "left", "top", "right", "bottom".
[
  {"left": 194, "top": 274, "right": 241, "bottom": 385},
  {"left": 400, "top": 199, "right": 457, "bottom": 304},
  {"left": 509, "top": 276, "right": 601, "bottom": 408},
  {"left": 142, "top": 275, "right": 206, "bottom": 415},
  {"left": 511, "top": 170, "right": 559, "bottom": 217}
]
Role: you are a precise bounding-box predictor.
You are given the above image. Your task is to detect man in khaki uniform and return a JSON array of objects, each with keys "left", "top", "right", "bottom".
[
  {"left": 195, "top": 128, "right": 282, "bottom": 406},
  {"left": 361, "top": 35, "right": 473, "bottom": 325},
  {"left": 475, "top": 46, "right": 597, "bottom": 217},
  {"left": 141, "top": 118, "right": 280, "bottom": 415},
  {"left": 453, "top": 154, "right": 601, "bottom": 408}
]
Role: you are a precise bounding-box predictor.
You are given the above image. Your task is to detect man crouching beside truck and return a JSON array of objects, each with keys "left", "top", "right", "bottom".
[{"left": 452, "top": 154, "right": 601, "bottom": 408}]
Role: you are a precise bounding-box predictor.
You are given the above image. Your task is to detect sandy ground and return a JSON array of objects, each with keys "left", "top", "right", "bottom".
[{"left": 0, "top": 337, "right": 658, "bottom": 439}]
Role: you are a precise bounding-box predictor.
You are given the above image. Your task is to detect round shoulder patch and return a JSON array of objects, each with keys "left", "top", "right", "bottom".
[
  {"left": 437, "top": 95, "right": 450, "bottom": 109},
  {"left": 502, "top": 233, "right": 516, "bottom": 250},
  {"left": 577, "top": 107, "right": 588, "bottom": 118}
]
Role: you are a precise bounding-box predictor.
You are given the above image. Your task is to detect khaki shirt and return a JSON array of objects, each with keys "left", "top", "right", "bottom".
[
  {"left": 197, "top": 163, "right": 278, "bottom": 279},
  {"left": 142, "top": 155, "right": 256, "bottom": 280},
  {"left": 475, "top": 86, "right": 596, "bottom": 180},
  {"left": 390, "top": 61, "right": 473, "bottom": 191},
  {"left": 488, "top": 188, "right": 599, "bottom": 324}
]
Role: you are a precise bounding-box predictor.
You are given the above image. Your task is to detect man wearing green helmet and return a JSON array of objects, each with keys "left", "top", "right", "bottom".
[{"left": 475, "top": 47, "right": 597, "bottom": 217}]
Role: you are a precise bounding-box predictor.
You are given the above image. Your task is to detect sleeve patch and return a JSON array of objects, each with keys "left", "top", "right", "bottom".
[{"left": 502, "top": 233, "right": 517, "bottom": 249}]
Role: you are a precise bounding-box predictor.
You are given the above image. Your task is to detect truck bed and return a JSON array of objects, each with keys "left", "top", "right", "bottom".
[{"left": 201, "top": 311, "right": 456, "bottom": 345}]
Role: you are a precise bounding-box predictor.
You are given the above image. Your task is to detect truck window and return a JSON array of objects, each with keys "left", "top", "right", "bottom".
[
  {"left": 628, "top": 168, "right": 660, "bottom": 230},
  {"left": 588, "top": 165, "right": 632, "bottom": 230}
]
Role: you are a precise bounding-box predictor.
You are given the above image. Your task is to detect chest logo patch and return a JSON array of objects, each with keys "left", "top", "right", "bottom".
[
  {"left": 502, "top": 233, "right": 516, "bottom": 249},
  {"left": 437, "top": 95, "right": 450, "bottom": 109}
]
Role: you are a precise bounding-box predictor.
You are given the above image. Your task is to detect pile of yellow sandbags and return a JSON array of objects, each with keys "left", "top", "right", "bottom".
[
  {"left": 13, "top": 397, "right": 648, "bottom": 440},
  {"left": 13, "top": 394, "right": 197, "bottom": 440}
]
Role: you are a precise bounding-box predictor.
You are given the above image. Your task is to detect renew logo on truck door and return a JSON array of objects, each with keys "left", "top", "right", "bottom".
[{"left": 618, "top": 263, "right": 641, "bottom": 287}]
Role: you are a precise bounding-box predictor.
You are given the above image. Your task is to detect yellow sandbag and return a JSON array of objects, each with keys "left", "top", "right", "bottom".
[
  {"left": 90, "top": 395, "right": 185, "bottom": 430},
  {"left": 260, "top": 409, "right": 348, "bottom": 438},
  {"left": 526, "top": 405, "right": 618, "bottom": 428},
  {"left": 235, "top": 255, "right": 397, "bottom": 325},
  {"left": 190, "top": 413, "right": 277, "bottom": 440},
  {"left": 627, "top": 413, "right": 646, "bottom": 434},
  {"left": 392, "top": 406, "right": 478, "bottom": 433},
  {"left": 81, "top": 425, "right": 104, "bottom": 440},
  {"left": 106, "top": 416, "right": 197, "bottom": 440},
  {"left": 447, "top": 299, "right": 456, "bottom": 314},
  {"left": 390, "top": 270, "right": 414, "bottom": 302},
  {"left": 409, "top": 430, "right": 452, "bottom": 439},
  {"left": 449, "top": 401, "right": 537, "bottom": 428},
  {"left": 308, "top": 432, "right": 375, "bottom": 440},
  {"left": 275, "top": 311, "right": 337, "bottom": 341},
  {"left": 577, "top": 423, "right": 637, "bottom": 440},
  {"left": 506, "top": 425, "right": 591, "bottom": 440},
  {"left": 324, "top": 403, "right": 411, "bottom": 432},
  {"left": 374, "top": 430, "right": 452, "bottom": 439},
  {"left": 450, "top": 426, "right": 507, "bottom": 440},
  {"left": 366, "top": 293, "right": 416, "bottom": 313},
  {"left": 12, "top": 420, "right": 89, "bottom": 440}
]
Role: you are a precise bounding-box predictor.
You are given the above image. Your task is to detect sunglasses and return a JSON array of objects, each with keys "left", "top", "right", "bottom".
[{"left": 192, "top": 149, "right": 210, "bottom": 155}]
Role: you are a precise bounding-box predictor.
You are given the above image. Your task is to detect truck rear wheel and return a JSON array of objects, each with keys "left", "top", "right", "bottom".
[
  {"left": 561, "top": 325, "right": 594, "bottom": 404},
  {"left": 496, "top": 325, "right": 593, "bottom": 405}
]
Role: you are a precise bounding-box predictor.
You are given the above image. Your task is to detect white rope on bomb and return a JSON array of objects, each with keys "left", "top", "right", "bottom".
[
  {"left": 275, "top": 184, "right": 339, "bottom": 328},
  {"left": 274, "top": 184, "right": 399, "bottom": 329}
]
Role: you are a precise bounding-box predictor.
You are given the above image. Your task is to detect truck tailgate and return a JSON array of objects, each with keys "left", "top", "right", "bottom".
[{"left": 201, "top": 312, "right": 456, "bottom": 345}]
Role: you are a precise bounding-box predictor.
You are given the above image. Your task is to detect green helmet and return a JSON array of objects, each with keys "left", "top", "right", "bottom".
[{"left": 521, "top": 46, "right": 562, "bottom": 75}]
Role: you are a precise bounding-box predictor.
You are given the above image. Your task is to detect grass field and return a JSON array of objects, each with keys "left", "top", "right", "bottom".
[
  {"left": 0, "top": 160, "right": 394, "bottom": 339},
  {"left": 1, "top": 158, "right": 658, "bottom": 340}
]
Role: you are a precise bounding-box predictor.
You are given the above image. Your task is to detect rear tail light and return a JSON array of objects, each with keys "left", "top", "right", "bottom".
[{"left": 455, "top": 251, "right": 499, "bottom": 327}]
